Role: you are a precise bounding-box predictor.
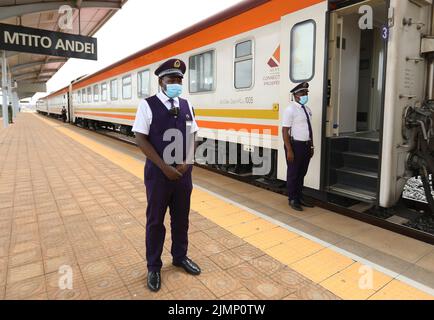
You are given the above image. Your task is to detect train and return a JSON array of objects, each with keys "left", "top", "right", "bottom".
[{"left": 37, "top": 0, "right": 434, "bottom": 213}]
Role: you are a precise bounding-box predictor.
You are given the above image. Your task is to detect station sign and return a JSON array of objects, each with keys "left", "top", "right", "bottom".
[{"left": 0, "top": 23, "right": 97, "bottom": 60}]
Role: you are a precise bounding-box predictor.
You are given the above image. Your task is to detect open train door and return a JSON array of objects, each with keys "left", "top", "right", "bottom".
[{"left": 277, "top": 1, "right": 328, "bottom": 195}]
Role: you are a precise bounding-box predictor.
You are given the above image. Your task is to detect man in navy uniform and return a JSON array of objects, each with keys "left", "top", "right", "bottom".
[
  {"left": 132, "top": 58, "right": 201, "bottom": 292},
  {"left": 282, "top": 82, "right": 315, "bottom": 211}
]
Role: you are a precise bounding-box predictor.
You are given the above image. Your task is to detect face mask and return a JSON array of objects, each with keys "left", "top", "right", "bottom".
[
  {"left": 299, "top": 95, "right": 309, "bottom": 105},
  {"left": 164, "top": 83, "right": 182, "bottom": 98}
]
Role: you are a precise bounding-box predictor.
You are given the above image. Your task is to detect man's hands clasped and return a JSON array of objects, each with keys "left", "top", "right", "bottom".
[{"left": 162, "top": 163, "right": 191, "bottom": 181}]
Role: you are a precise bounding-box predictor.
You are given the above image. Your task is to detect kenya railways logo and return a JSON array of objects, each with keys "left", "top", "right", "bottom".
[{"left": 267, "top": 45, "right": 280, "bottom": 68}]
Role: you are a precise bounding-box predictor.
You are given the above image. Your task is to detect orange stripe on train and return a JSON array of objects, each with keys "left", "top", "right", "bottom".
[{"left": 75, "top": 112, "right": 278, "bottom": 135}]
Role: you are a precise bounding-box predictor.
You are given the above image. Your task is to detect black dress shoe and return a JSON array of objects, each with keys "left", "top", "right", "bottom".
[
  {"left": 289, "top": 200, "right": 303, "bottom": 211},
  {"left": 173, "top": 257, "right": 201, "bottom": 275},
  {"left": 299, "top": 198, "right": 314, "bottom": 208},
  {"left": 147, "top": 271, "right": 161, "bottom": 292}
]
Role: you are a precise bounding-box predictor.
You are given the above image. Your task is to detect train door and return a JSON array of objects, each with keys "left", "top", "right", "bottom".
[
  {"left": 324, "top": 0, "right": 388, "bottom": 203},
  {"left": 277, "top": 1, "right": 328, "bottom": 192}
]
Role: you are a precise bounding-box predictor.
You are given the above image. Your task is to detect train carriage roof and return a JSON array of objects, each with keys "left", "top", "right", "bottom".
[{"left": 45, "top": 0, "right": 325, "bottom": 98}]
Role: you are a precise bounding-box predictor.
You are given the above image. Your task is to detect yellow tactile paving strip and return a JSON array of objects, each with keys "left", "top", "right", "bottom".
[{"left": 34, "top": 114, "right": 433, "bottom": 300}]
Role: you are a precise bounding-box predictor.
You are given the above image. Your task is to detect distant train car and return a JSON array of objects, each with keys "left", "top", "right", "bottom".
[
  {"left": 41, "top": 0, "right": 434, "bottom": 210},
  {"left": 36, "top": 99, "right": 48, "bottom": 115}
]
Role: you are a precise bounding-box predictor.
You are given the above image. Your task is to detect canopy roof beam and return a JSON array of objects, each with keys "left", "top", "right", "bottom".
[
  {"left": 0, "top": 1, "right": 122, "bottom": 20},
  {"left": 10, "top": 59, "right": 66, "bottom": 72}
]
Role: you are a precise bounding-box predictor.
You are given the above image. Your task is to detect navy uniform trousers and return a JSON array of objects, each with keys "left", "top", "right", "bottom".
[
  {"left": 144, "top": 95, "right": 193, "bottom": 272},
  {"left": 285, "top": 141, "right": 311, "bottom": 201}
]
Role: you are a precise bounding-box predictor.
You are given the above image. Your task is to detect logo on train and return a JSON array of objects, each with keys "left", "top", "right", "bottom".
[
  {"left": 263, "top": 45, "right": 280, "bottom": 86},
  {"left": 267, "top": 45, "right": 280, "bottom": 68}
]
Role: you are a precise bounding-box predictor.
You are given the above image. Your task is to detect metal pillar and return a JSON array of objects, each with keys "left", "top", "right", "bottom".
[
  {"left": 1, "top": 51, "right": 8, "bottom": 129},
  {"left": 12, "top": 91, "right": 19, "bottom": 118},
  {"left": 7, "top": 71, "right": 13, "bottom": 120}
]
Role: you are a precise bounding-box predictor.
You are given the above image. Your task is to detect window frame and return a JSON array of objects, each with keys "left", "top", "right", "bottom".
[
  {"left": 233, "top": 39, "right": 255, "bottom": 90},
  {"left": 101, "top": 82, "right": 108, "bottom": 101},
  {"left": 188, "top": 49, "right": 216, "bottom": 94},
  {"left": 137, "top": 69, "right": 151, "bottom": 98},
  {"left": 87, "top": 87, "right": 92, "bottom": 103},
  {"left": 122, "top": 75, "right": 132, "bottom": 100},
  {"left": 290, "top": 19, "right": 316, "bottom": 83},
  {"left": 93, "top": 84, "right": 100, "bottom": 102},
  {"left": 110, "top": 79, "right": 118, "bottom": 101}
]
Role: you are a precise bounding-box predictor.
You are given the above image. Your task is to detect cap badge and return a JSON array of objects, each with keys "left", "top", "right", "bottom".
[{"left": 174, "top": 60, "right": 181, "bottom": 68}]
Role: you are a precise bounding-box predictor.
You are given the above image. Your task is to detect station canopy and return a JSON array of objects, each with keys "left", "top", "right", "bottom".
[{"left": 0, "top": 0, "right": 127, "bottom": 99}]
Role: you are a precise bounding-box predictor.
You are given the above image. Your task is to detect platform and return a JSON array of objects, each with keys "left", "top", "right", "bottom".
[{"left": 0, "top": 113, "right": 433, "bottom": 300}]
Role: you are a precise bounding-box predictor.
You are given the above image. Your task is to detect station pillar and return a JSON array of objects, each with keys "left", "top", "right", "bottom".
[{"left": 1, "top": 51, "right": 9, "bottom": 129}]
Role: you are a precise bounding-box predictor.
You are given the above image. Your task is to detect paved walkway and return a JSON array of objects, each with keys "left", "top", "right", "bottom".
[{"left": 0, "top": 113, "right": 432, "bottom": 300}]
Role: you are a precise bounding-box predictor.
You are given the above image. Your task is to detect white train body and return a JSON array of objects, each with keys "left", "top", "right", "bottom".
[{"left": 40, "top": 0, "right": 434, "bottom": 209}]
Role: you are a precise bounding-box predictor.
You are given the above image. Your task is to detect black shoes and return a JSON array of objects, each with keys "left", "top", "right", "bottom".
[
  {"left": 147, "top": 258, "right": 201, "bottom": 292},
  {"left": 289, "top": 200, "right": 303, "bottom": 211},
  {"left": 299, "top": 198, "right": 314, "bottom": 208},
  {"left": 173, "top": 257, "right": 201, "bottom": 275},
  {"left": 147, "top": 271, "right": 161, "bottom": 292}
]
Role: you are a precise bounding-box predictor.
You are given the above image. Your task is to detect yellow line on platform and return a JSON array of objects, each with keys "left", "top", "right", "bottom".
[{"left": 33, "top": 114, "right": 434, "bottom": 300}]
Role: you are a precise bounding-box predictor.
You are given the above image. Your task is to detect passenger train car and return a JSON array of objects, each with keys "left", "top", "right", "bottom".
[{"left": 37, "top": 0, "right": 434, "bottom": 211}]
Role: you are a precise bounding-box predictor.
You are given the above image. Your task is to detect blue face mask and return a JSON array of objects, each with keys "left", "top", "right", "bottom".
[
  {"left": 299, "top": 95, "right": 309, "bottom": 105},
  {"left": 164, "top": 83, "right": 182, "bottom": 98}
]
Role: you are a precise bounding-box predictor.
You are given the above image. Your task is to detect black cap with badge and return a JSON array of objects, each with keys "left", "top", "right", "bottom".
[
  {"left": 154, "top": 58, "right": 186, "bottom": 78},
  {"left": 290, "top": 82, "right": 309, "bottom": 95}
]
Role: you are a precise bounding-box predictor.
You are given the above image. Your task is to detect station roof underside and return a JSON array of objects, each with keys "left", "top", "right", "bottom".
[{"left": 0, "top": 0, "right": 127, "bottom": 99}]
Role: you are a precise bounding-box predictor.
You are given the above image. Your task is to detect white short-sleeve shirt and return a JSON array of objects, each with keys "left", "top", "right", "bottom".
[
  {"left": 132, "top": 92, "right": 199, "bottom": 135},
  {"left": 282, "top": 101, "right": 313, "bottom": 142}
]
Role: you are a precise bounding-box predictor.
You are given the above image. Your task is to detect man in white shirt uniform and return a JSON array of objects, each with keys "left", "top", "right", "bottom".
[
  {"left": 282, "top": 82, "right": 315, "bottom": 211},
  {"left": 132, "top": 58, "right": 201, "bottom": 292}
]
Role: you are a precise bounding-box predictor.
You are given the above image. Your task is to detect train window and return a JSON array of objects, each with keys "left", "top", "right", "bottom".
[
  {"left": 94, "top": 84, "right": 100, "bottom": 102},
  {"left": 77, "top": 91, "right": 81, "bottom": 103},
  {"left": 87, "top": 87, "right": 92, "bottom": 102},
  {"left": 110, "top": 79, "right": 118, "bottom": 100},
  {"left": 137, "top": 70, "right": 150, "bottom": 98},
  {"left": 234, "top": 40, "right": 253, "bottom": 89},
  {"left": 290, "top": 20, "right": 316, "bottom": 82},
  {"left": 101, "top": 82, "right": 107, "bottom": 101},
  {"left": 82, "top": 88, "right": 86, "bottom": 103},
  {"left": 189, "top": 50, "right": 215, "bottom": 93},
  {"left": 122, "top": 75, "right": 132, "bottom": 100}
]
